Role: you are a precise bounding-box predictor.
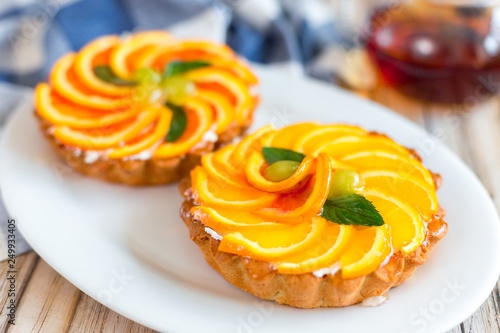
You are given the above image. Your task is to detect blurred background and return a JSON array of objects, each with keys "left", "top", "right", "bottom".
[
  {"left": 2, "top": 0, "right": 500, "bottom": 107},
  {"left": 1, "top": 0, "right": 346, "bottom": 86}
]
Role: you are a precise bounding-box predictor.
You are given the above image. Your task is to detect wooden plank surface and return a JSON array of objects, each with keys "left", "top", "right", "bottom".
[
  {"left": 0, "top": 86, "right": 499, "bottom": 332},
  {"left": 370, "top": 86, "right": 500, "bottom": 333}
]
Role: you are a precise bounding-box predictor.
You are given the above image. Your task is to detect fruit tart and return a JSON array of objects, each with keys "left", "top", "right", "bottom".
[
  {"left": 180, "top": 123, "right": 448, "bottom": 308},
  {"left": 35, "top": 31, "right": 258, "bottom": 185}
]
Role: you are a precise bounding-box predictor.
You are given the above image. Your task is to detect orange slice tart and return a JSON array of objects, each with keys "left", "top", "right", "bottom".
[
  {"left": 35, "top": 31, "right": 259, "bottom": 185},
  {"left": 179, "top": 123, "right": 448, "bottom": 308}
]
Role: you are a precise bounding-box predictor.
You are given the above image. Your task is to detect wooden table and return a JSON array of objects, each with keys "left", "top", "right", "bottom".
[{"left": 0, "top": 85, "right": 499, "bottom": 332}]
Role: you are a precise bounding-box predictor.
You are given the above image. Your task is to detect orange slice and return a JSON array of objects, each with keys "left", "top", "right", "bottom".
[
  {"left": 74, "top": 35, "right": 133, "bottom": 96},
  {"left": 230, "top": 125, "right": 274, "bottom": 170},
  {"left": 154, "top": 98, "right": 213, "bottom": 158},
  {"left": 107, "top": 106, "right": 172, "bottom": 159},
  {"left": 160, "top": 40, "right": 235, "bottom": 59},
  {"left": 50, "top": 54, "right": 128, "bottom": 110},
  {"left": 363, "top": 189, "right": 425, "bottom": 254},
  {"left": 311, "top": 134, "right": 409, "bottom": 158},
  {"left": 43, "top": 32, "right": 258, "bottom": 160},
  {"left": 191, "top": 167, "right": 278, "bottom": 210},
  {"left": 191, "top": 206, "right": 286, "bottom": 232},
  {"left": 201, "top": 148, "right": 250, "bottom": 189},
  {"left": 174, "top": 55, "right": 258, "bottom": 85},
  {"left": 278, "top": 222, "right": 354, "bottom": 274},
  {"left": 183, "top": 68, "right": 254, "bottom": 124},
  {"left": 361, "top": 170, "right": 438, "bottom": 220},
  {"left": 219, "top": 217, "right": 327, "bottom": 260},
  {"left": 245, "top": 152, "right": 315, "bottom": 192},
  {"left": 293, "top": 125, "right": 367, "bottom": 153},
  {"left": 269, "top": 122, "right": 319, "bottom": 149},
  {"left": 209, "top": 58, "right": 259, "bottom": 85},
  {"left": 212, "top": 143, "right": 243, "bottom": 176},
  {"left": 35, "top": 83, "right": 138, "bottom": 129},
  {"left": 137, "top": 40, "right": 235, "bottom": 70},
  {"left": 196, "top": 88, "right": 235, "bottom": 134},
  {"left": 52, "top": 107, "right": 160, "bottom": 149},
  {"left": 341, "top": 150, "right": 434, "bottom": 187},
  {"left": 256, "top": 153, "right": 332, "bottom": 219},
  {"left": 340, "top": 224, "right": 392, "bottom": 279},
  {"left": 109, "top": 31, "right": 172, "bottom": 80}
]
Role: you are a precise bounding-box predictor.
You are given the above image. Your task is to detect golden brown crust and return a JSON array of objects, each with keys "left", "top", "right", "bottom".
[
  {"left": 179, "top": 185, "right": 448, "bottom": 308},
  {"left": 36, "top": 112, "right": 250, "bottom": 186}
]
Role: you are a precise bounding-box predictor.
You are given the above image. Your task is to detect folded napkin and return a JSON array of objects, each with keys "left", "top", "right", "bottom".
[{"left": 0, "top": 0, "right": 345, "bottom": 261}]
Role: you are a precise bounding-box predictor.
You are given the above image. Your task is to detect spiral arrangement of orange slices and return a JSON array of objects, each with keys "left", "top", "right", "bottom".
[
  {"left": 35, "top": 31, "right": 258, "bottom": 159},
  {"left": 190, "top": 123, "right": 439, "bottom": 279}
]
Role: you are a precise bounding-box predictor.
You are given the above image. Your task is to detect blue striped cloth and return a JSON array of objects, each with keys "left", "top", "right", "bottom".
[{"left": 0, "top": 0, "right": 345, "bottom": 259}]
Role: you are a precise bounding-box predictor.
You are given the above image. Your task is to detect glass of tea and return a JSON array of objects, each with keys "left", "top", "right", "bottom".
[{"left": 348, "top": 0, "right": 500, "bottom": 104}]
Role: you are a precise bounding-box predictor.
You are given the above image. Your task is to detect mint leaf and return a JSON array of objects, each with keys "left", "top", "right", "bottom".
[
  {"left": 166, "top": 103, "right": 187, "bottom": 142},
  {"left": 262, "top": 147, "right": 306, "bottom": 165},
  {"left": 321, "top": 193, "right": 384, "bottom": 227},
  {"left": 163, "top": 61, "right": 210, "bottom": 78},
  {"left": 93, "top": 66, "right": 136, "bottom": 86}
]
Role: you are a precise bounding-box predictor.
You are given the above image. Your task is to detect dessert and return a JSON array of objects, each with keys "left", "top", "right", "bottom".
[
  {"left": 180, "top": 123, "right": 447, "bottom": 308},
  {"left": 35, "top": 31, "right": 258, "bottom": 185}
]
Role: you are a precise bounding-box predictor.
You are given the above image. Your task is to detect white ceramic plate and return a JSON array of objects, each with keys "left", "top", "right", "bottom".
[{"left": 1, "top": 67, "right": 499, "bottom": 333}]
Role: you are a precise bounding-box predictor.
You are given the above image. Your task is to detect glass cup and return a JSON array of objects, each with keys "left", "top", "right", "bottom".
[{"left": 334, "top": 0, "right": 500, "bottom": 105}]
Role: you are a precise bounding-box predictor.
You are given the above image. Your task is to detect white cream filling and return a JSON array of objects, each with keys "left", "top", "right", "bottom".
[
  {"left": 125, "top": 140, "right": 164, "bottom": 161},
  {"left": 202, "top": 130, "right": 218, "bottom": 143},
  {"left": 204, "top": 227, "right": 223, "bottom": 241},
  {"left": 83, "top": 151, "right": 101, "bottom": 164},
  {"left": 312, "top": 263, "right": 341, "bottom": 278},
  {"left": 361, "top": 295, "right": 389, "bottom": 307},
  {"left": 129, "top": 150, "right": 152, "bottom": 161},
  {"left": 82, "top": 149, "right": 114, "bottom": 164},
  {"left": 73, "top": 148, "right": 82, "bottom": 157},
  {"left": 52, "top": 118, "right": 220, "bottom": 162},
  {"left": 190, "top": 128, "right": 218, "bottom": 152}
]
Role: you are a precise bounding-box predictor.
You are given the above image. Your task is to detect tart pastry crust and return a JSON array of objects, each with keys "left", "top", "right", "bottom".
[
  {"left": 37, "top": 115, "right": 250, "bottom": 186},
  {"left": 180, "top": 190, "right": 447, "bottom": 308}
]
